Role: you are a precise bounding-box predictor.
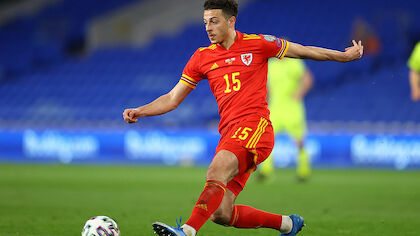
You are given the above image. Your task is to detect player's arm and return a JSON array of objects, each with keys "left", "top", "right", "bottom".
[
  {"left": 409, "top": 69, "right": 420, "bottom": 102},
  {"left": 123, "top": 82, "right": 193, "bottom": 123},
  {"left": 408, "top": 43, "right": 420, "bottom": 102},
  {"left": 294, "top": 69, "right": 314, "bottom": 100},
  {"left": 285, "top": 40, "right": 363, "bottom": 62}
]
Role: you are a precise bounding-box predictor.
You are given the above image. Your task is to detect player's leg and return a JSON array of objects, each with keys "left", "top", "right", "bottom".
[
  {"left": 209, "top": 176, "right": 302, "bottom": 235},
  {"left": 258, "top": 145, "right": 276, "bottom": 181},
  {"left": 153, "top": 150, "right": 239, "bottom": 236},
  {"left": 286, "top": 104, "right": 310, "bottom": 181},
  {"left": 295, "top": 138, "right": 310, "bottom": 180},
  {"left": 292, "top": 108, "right": 310, "bottom": 180},
  {"left": 258, "top": 152, "right": 275, "bottom": 181},
  {"left": 209, "top": 188, "right": 236, "bottom": 225},
  {"left": 182, "top": 150, "right": 238, "bottom": 232},
  {"left": 209, "top": 148, "right": 303, "bottom": 235}
]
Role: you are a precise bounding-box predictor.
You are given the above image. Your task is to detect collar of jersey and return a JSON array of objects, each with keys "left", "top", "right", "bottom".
[{"left": 216, "top": 30, "right": 242, "bottom": 51}]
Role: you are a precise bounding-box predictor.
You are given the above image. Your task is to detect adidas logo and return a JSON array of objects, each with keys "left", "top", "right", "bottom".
[
  {"left": 196, "top": 204, "right": 208, "bottom": 211},
  {"left": 210, "top": 63, "right": 219, "bottom": 70}
]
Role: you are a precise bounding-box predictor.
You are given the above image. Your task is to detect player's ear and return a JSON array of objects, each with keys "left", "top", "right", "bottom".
[{"left": 228, "top": 16, "right": 236, "bottom": 26}]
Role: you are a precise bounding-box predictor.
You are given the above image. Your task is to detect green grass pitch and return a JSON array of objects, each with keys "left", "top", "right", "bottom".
[{"left": 1, "top": 164, "right": 419, "bottom": 236}]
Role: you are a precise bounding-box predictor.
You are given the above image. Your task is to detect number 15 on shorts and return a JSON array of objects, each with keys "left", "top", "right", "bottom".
[{"left": 231, "top": 127, "right": 252, "bottom": 140}]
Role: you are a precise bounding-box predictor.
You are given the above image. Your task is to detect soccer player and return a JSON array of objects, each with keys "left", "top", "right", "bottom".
[
  {"left": 259, "top": 58, "right": 314, "bottom": 181},
  {"left": 408, "top": 41, "right": 420, "bottom": 102},
  {"left": 123, "top": 0, "right": 363, "bottom": 235}
]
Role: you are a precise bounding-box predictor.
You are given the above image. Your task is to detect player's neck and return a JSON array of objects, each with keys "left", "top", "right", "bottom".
[{"left": 219, "top": 29, "right": 237, "bottom": 50}]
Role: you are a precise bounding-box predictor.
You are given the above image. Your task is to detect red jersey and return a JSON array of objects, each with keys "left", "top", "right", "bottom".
[{"left": 180, "top": 31, "right": 289, "bottom": 134}]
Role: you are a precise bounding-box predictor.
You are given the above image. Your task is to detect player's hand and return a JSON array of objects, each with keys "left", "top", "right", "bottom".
[
  {"left": 123, "top": 108, "right": 140, "bottom": 124},
  {"left": 344, "top": 40, "right": 364, "bottom": 61},
  {"left": 293, "top": 91, "right": 303, "bottom": 101},
  {"left": 411, "top": 90, "right": 420, "bottom": 102}
]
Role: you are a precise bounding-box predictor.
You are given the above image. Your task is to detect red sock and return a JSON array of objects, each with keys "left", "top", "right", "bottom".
[
  {"left": 185, "top": 180, "right": 226, "bottom": 231},
  {"left": 229, "top": 205, "right": 282, "bottom": 230}
]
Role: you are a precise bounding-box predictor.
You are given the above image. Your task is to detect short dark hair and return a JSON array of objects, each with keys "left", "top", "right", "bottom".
[{"left": 204, "top": 0, "right": 238, "bottom": 19}]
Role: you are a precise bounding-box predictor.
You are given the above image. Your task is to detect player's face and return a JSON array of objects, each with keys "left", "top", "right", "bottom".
[{"left": 203, "top": 9, "right": 232, "bottom": 44}]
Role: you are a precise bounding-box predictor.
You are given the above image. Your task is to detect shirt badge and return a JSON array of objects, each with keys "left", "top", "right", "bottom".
[
  {"left": 263, "top": 35, "right": 276, "bottom": 42},
  {"left": 241, "top": 53, "right": 253, "bottom": 66}
]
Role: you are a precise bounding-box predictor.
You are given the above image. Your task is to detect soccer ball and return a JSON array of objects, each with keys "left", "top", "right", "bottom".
[{"left": 81, "top": 216, "right": 120, "bottom": 236}]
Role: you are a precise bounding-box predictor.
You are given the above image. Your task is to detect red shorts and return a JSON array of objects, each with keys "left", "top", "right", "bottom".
[{"left": 215, "top": 115, "right": 274, "bottom": 196}]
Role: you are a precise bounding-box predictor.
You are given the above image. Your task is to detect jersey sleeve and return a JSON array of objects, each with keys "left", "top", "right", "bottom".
[
  {"left": 260, "top": 34, "right": 290, "bottom": 60},
  {"left": 408, "top": 42, "right": 420, "bottom": 72},
  {"left": 180, "top": 49, "right": 204, "bottom": 89}
]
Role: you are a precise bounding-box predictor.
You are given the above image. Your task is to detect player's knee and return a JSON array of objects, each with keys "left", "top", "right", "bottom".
[
  {"left": 296, "top": 139, "right": 304, "bottom": 149},
  {"left": 206, "top": 166, "right": 226, "bottom": 183},
  {"left": 210, "top": 209, "right": 232, "bottom": 226},
  {"left": 206, "top": 151, "right": 239, "bottom": 183}
]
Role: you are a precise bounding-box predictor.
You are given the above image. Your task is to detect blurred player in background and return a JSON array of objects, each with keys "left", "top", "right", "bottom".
[
  {"left": 408, "top": 42, "right": 420, "bottom": 102},
  {"left": 259, "top": 58, "right": 314, "bottom": 182},
  {"left": 123, "top": 0, "right": 363, "bottom": 235}
]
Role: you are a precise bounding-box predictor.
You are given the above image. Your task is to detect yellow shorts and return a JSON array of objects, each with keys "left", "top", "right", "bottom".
[{"left": 269, "top": 101, "right": 307, "bottom": 140}]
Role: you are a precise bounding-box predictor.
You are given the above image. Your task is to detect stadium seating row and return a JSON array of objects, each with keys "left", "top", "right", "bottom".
[{"left": 0, "top": 0, "right": 419, "bottom": 130}]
